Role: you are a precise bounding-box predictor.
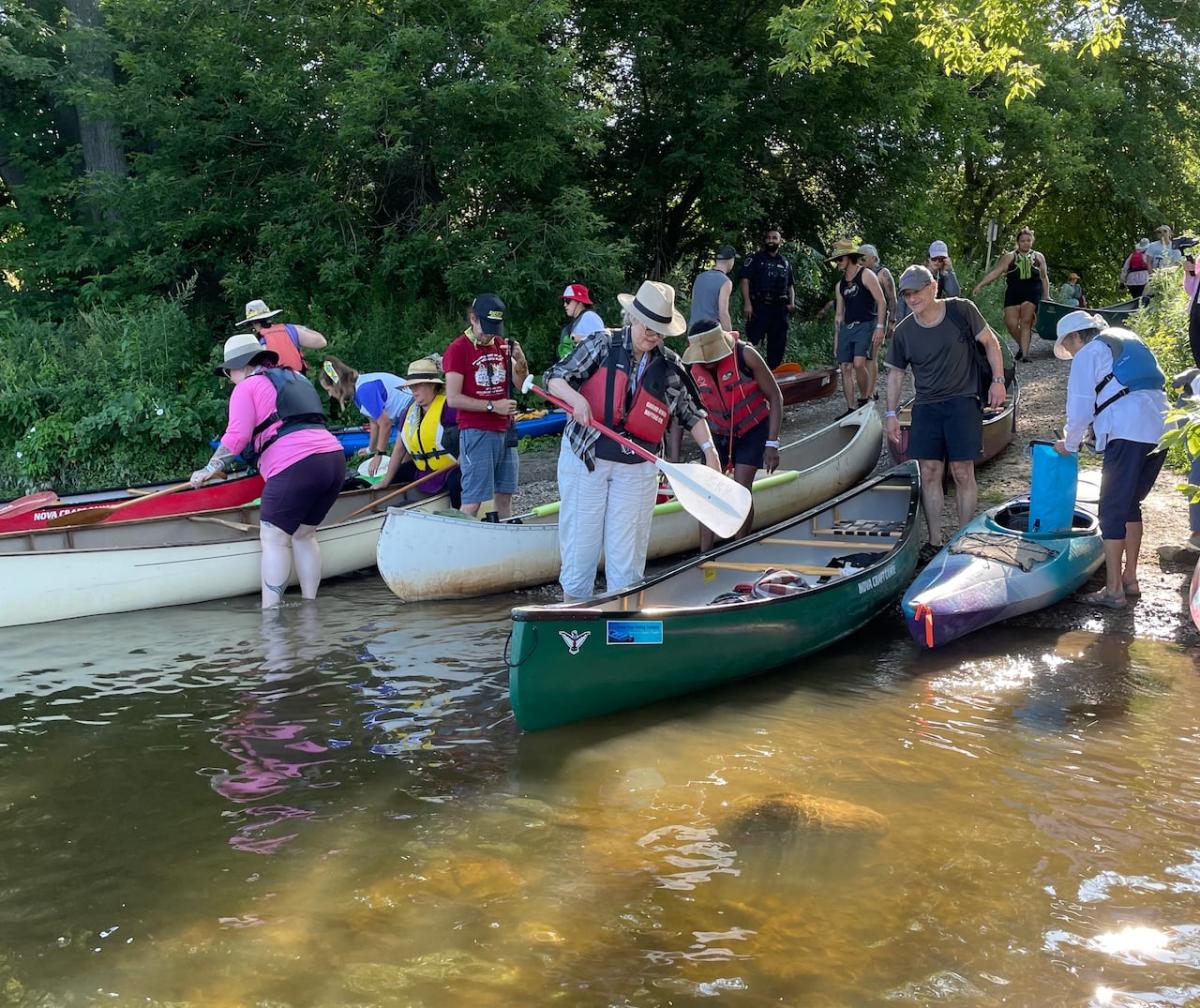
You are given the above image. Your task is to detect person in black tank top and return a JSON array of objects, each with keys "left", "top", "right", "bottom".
[
  {"left": 830, "top": 239, "right": 887, "bottom": 412},
  {"left": 973, "top": 226, "right": 1050, "bottom": 362}
]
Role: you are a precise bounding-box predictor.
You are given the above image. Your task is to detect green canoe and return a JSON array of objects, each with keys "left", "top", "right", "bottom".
[
  {"left": 1035, "top": 298, "right": 1140, "bottom": 341},
  {"left": 508, "top": 462, "right": 921, "bottom": 732}
]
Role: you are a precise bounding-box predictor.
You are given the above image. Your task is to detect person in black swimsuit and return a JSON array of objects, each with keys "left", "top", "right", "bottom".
[{"left": 973, "top": 226, "right": 1050, "bottom": 362}]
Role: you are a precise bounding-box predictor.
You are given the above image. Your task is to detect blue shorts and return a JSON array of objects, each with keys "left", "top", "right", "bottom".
[
  {"left": 1098, "top": 439, "right": 1164, "bottom": 539},
  {"left": 836, "top": 320, "right": 875, "bottom": 364},
  {"left": 459, "top": 428, "right": 519, "bottom": 505},
  {"left": 715, "top": 418, "right": 769, "bottom": 470},
  {"left": 908, "top": 396, "right": 982, "bottom": 462}
]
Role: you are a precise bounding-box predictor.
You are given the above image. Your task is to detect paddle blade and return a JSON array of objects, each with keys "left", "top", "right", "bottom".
[
  {"left": 0, "top": 491, "right": 60, "bottom": 520},
  {"left": 44, "top": 506, "right": 115, "bottom": 529},
  {"left": 656, "top": 461, "right": 752, "bottom": 540}
]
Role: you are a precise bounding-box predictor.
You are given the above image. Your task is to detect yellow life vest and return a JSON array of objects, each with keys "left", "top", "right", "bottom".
[{"left": 401, "top": 394, "right": 455, "bottom": 471}]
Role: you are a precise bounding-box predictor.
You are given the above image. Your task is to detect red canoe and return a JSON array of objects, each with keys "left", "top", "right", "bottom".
[
  {"left": 0, "top": 471, "right": 266, "bottom": 534},
  {"left": 773, "top": 364, "right": 838, "bottom": 406}
]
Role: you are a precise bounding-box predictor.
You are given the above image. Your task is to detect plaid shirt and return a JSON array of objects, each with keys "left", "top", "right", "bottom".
[{"left": 545, "top": 327, "right": 706, "bottom": 465}]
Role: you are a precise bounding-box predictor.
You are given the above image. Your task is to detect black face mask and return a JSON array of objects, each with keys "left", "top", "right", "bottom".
[{"left": 765, "top": 242, "right": 780, "bottom": 253}]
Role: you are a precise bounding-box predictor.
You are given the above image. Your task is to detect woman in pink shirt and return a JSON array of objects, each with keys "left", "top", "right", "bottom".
[{"left": 192, "top": 334, "right": 346, "bottom": 607}]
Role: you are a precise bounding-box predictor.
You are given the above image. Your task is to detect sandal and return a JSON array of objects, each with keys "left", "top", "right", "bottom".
[
  {"left": 1080, "top": 588, "right": 1127, "bottom": 610},
  {"left": 1122, "top": 580, "right": 1141, "bottom": 598}
]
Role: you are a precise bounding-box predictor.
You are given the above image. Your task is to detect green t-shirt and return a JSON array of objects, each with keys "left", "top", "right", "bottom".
[{"left": 884, "top": 298, "right": 989, "bottom": 403}]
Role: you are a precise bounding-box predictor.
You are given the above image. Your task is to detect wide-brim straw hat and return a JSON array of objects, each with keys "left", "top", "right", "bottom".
[
  {"left": 214, "top": 333, "right": 277, "bottom": 375},
  {"left": 617, "top": 280, "right": 686, "bottom": 337},
  {"left": 827, "top": 239, "right": 862, "bottom": 262},
  {"left": 397, "top": 357, "right": 445, "bottom": 387},
  {"left": 681, "top": 320, "right": 735, "bottom": 365},
  {"left": 236, "top": 298, "right": 283, "bottom": 327}
]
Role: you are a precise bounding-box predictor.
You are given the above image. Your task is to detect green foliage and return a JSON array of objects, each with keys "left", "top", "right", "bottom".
[{"left": 1137, "top": 269, "right": 1194, "bottom": 474}]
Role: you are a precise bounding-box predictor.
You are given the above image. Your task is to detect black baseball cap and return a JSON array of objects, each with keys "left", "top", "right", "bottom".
[
  {"left": 715, "top": 244, "right": 738, "bottom": 261},
  {"left": 472, "top": 293, "right": 505, "bottom": 336}
]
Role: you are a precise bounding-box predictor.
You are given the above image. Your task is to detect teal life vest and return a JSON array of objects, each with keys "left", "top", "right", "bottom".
[{"left": 1093, "top": 330, "right": 1165, "bottom": 416}]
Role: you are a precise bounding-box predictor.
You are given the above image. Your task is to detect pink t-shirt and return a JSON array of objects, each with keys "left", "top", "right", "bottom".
[{"left": 219, "top": 371, "right": 342, "bottom": 479}]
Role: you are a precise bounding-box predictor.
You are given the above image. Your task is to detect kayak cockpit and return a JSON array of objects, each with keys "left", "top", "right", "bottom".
[{"left": 987, "top": 501, "right": 1098, "bottom": 538}]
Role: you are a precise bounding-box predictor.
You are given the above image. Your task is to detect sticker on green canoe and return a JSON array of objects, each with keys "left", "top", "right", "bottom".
[{"left": 606, "top": 620, "right": 664, "bottom": 645}]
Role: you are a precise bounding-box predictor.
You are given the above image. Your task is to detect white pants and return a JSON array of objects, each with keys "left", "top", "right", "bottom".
[{"left": 557, "top": 445, "right": 658, "bottom": 599}]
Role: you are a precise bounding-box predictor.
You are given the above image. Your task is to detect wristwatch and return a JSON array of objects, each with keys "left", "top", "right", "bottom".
[
  {"left": 486, "top": 401, "right": 494, "bottom": 412},
  {"left": 991, "top": 376, "right": 1005, "bottom": 385}
]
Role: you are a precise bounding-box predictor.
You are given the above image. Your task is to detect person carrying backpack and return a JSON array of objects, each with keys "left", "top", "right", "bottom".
[{"left": 1119, "top": 240, "right": 1153, "bottom": 300}]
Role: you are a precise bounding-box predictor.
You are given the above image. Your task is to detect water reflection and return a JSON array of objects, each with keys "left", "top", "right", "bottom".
[{"left": 0, "top": 593, "right": 1198, "bottom": 1006}]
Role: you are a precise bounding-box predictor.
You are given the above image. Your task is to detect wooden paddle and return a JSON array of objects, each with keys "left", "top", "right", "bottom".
[
  {"left": 45, "top": 481, "right": 193, "bottom": 529},
  {"left": 343, "top": 463, "right": 459, "bottom": 520},
  {"left": 0, "top": 490, "right": 61, "bottom": 521},
  {"left": 521, "top": 378, "right": 751, "bottom": 539}
]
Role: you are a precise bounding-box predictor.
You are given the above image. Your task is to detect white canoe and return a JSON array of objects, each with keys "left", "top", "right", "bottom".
[
  {"left": 0, "top": 482, "right": 438, "bottom": 628},
  {"left": 377, "top": 404, "right": 883, "bottom": 601}
]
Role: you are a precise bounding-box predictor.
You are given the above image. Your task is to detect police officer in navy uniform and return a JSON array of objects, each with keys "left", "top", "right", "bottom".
[{"left": 739, "top": 226, "right": 795, "bottom": 369}]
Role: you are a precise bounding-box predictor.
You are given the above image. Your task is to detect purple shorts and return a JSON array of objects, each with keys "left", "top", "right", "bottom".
[{"left": 260, "top": 450, "right": 346, "bottom": 535}]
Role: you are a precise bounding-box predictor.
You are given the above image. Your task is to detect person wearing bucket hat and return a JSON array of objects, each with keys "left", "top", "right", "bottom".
[
  {"left": 317, "top": 357, "right": 413, "bottom": 477},
  {"left": 1120, "top": 240, "right": 1153, "bottom": 300},
  {"left": 378, "top": 358, "right": 462, "bottom": 509},
  {"left": 557, "top": 284, "right": 606, "bottom": 360},
  {"left": 545, "top": 279, "right": 719, "bottom": 601},
  {"left": 689, "top": 245, "right": 737, "bottom": 331},
  {"left": 1052, "top": 311, "right": 1167, "bottom": 609},
  {"left": 740, "top": 227, "right": 795, "bottom": 368},
  {"left": 683, "top": 318, "right": 783, "bottom": 550},
  {"left": 1057, "top": 271, "right": 1086, "bottom": 308},
  {"left": 233, "top": 299, "right": 327, "bottom": 374},
  {"left": 829, "top": 238, "right": 887, "bottom": 412},
  {"left": 192, "top": 334, "right": 345, "bottom": 608},
  {"left": 442, "top": 293, "right": 529, "bottom": 519}
]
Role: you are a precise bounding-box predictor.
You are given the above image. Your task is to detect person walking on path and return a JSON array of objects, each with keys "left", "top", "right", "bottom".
[
  {"left": 235, "top": 299, "right": 328, "bottom": 374},
  {"left": 1058, "top": 272, "right": 1087, "bottom": 307},
  {"left": 740, "top": 227, "right": 795, "bottom": 369},
  {"left": 557, "top": 284, "right": 606, "bottom": 360},
  {"left": 545, "top": 280, "right": 720, "bottom": 601},
  {"left": 682, "top": 318, "right": 784, "bottom": 551},
  {"left": 1119, "top": 239, "right": 1153, "bottom": 301},
  {"left": 1146, "top": 225, "right": 1182, "bottom": 270},
  {"left": 443, "top": 294, "right": 529, "bottom": 520},
  {"left": 885, "top": 265, "right": 1008, "bottom": 555},
  {"left": 191, "top": 334, "right": 345, "bottom": 608},
  {"left": 318, "top": 357, "right": 413, "bottom": 476},
  {"left": 830, "top": 239, "right": 887, "bottom": 412},
  {"left": 689, "top": 245, "right": 736, "bottom": 331},
  {"left": 896, "top": 240, "right": 958, "bottom": 324},
  {"left": 858, "top": 242, "right": 896, "bottom": 401},
  {"left": 1052, "top": 311, "right": 1168, "bottom": 609},
  {"left": 972, "top": 226, "right": 1050, "bottom": 363}
]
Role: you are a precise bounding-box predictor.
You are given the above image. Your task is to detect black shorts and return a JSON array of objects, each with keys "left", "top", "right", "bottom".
[
  {"left": 1098, "top": 439, "right": 1164, "bottom": 539},
  {"left": 1003, "top": 281, "right": 1042, "bottom": 308},
  {"left": 260, "top": 450, "right": 347, "bottom": 534},
  {"left": 715, "top": 418, "right": 770, "bottom": 470},
  {"left": 908, "top": 396, "right": 982, "bottom": 462}
]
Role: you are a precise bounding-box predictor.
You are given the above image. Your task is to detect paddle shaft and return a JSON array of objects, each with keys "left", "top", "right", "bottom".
[
  {"left": 343, "top": 463, "right": 459, "bottom": 520},
  {"left": 45, "top": 481, "right": 193, "bottom": 528}
]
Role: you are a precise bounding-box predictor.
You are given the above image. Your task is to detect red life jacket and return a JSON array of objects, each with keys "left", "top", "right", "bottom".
[
  {"left": 1128, "top": 250, "right": 1148, "bottom": 272},
  {"left": 579, "top": 331, "right": 672, "bottom": 458},
  {"left": 690, "top": 342, "right": 769, "bottom": 438},
  {"left": 257, "top": 323, "right": 306, "bottom": 372}
]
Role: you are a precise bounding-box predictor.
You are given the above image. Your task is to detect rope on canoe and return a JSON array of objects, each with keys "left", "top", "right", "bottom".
[{"left": 949, "top": 532, "right": 1058, "bottom": 572}]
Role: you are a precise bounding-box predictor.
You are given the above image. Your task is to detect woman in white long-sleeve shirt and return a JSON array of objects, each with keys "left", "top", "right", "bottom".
[{"left": 1052, "top": 311, "right": 1168, "bottom": 610}]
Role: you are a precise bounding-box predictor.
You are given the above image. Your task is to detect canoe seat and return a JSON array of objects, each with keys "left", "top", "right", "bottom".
[
  {"left": 815, "top": 518, "right": 905, "bottom": 537},
  {"left": 701, "top": 560, "right": 842, "bottom": 576}
]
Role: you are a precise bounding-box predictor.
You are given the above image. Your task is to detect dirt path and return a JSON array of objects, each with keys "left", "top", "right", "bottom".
[{"left": 514, "top": 339, "right": 1199, "bottom": 647}]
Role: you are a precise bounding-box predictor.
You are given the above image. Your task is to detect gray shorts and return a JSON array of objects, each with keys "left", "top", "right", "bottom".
[
  {"left": 836, "top": 320, "right": 875, "bottom": 363},
  {"left": 459, "top": 428, "right": 519, "bottom": 504}
]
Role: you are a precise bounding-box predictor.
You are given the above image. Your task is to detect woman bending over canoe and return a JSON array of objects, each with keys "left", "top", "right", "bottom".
[
  {"left": 546, "top": 280, "right": 720, "bottom": 602},
  {"left": 319, "top": 356, "right": 413, "bottom": 476},
  {"left": 378, "top": 357, "right": 463, "bottom": 509},
  {"left": 192, "top": 334, "right": 346, "bottom": 608},
  {"left": 972, "top": 227, "right": 1050, "bottom": 363},
  {"left": 681, "top": 318, "right": 783, "bottom": 551}
]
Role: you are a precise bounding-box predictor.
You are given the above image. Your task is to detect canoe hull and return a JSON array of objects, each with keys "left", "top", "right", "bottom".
[
  {"left": 509, "top": 465, "right": 922, "bottom": 731},
  {"left": 887, "top": 380, "right": 1019, "bottom": 467},
  {"left": 901, "top": 499, "right": 1103, "bottom": 648},
  {"left": 1036, "top": 299, "right": 1139, "bottom": 341},
  {"left": 773, "top": 365, "right": 838, "bottom": 406},
  {"left": 377, "top": 405, "right": 883, "bottom": 601}
]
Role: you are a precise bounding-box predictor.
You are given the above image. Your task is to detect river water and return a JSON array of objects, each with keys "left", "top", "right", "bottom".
[{"left": 1, "top": 576, "right": 1198, "bottom": 1007}]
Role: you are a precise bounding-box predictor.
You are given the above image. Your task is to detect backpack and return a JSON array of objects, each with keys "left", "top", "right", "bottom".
[
  {"left": 1128, "top": 250, "right": 1148, "bottom": 272},
  {"left": 1093, "top": 330, "right": 1165, "bottom": 415},
  {"left": 945, "top": 300, "right": 1013, "bottom": 401}
]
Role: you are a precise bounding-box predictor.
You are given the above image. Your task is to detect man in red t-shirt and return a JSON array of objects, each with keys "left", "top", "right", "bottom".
[{"left": 443, "top": 294, "right": 529, "bottom": 518}]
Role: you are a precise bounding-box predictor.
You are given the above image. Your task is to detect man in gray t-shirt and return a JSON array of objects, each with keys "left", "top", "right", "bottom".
[
  {"left": 885, "top": 265, "right": 1007, "bottom": 551},
  {"left": 689, "top": 244, "right": 736, "bottom": 330}
]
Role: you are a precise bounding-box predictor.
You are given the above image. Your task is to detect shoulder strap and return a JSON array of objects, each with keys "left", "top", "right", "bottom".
[{"left": 283, "top": 323, "right": 300, "bottom": 347}]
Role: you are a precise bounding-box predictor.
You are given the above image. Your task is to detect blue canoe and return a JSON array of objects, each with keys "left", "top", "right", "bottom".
[{"left": 901, "top": 482, "right": 1103, "bottom": 649}]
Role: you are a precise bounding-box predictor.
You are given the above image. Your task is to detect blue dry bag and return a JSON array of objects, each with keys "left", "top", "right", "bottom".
[{"left": 1028, "top": 441, "right": 1078, "bottom": 534}]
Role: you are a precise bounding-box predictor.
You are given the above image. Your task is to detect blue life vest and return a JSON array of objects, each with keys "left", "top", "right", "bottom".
[{"left": 1093, "top": 330, "right": 1164, "bottom": 416}]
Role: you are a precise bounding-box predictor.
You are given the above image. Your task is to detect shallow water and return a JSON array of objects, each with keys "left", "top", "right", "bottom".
[{"left": 1, "top": 577, "right": 1198, "bottom": 1007}]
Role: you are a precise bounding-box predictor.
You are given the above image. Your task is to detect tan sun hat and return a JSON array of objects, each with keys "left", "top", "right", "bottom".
[
  {"left": 617, "top": 280, "right": 687, "bottom": 337},
  {"left": 236, "top": 299, "right": 283, "bottom": 327},
  {"left": 397, "top": 357, "right": 445, "bottom": 387},
  {"left": 681, "top": 319, "right": 735, "bottom": 365},
  {"left": 213, "top": 333, "right": 277, "bottom": 375},
  {"left": 827, "top": 239, "right": 862, "bottom": 262}
]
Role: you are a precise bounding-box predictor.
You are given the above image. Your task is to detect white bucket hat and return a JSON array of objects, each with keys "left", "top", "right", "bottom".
[
  {"left": 236, "top": 299, "right": 283, "bottom": 327},
  {"left": 1054, "top": 310, "right": 1105, "bottom": 361},
  {"left": 617, "top": 280, "right": 687, "bottom": 337},
  {"left": 214, "top": 333, "right": 278, "bottom": 375}
]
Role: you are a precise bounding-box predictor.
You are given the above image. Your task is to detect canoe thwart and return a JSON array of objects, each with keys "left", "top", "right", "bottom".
[
  {"left": 760, "top": 537, "right": 895, "bottom": 551},
  {"left": 187, "top": 515, "right": 259, "bottom": 533},
  {"left": 701, "top": 560, "right": 844, "bottom": 576}
]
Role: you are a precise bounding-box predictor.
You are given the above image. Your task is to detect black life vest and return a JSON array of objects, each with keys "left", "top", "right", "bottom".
[{"left": 242, "top": 369, "right": 328, "bottom": 466}]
